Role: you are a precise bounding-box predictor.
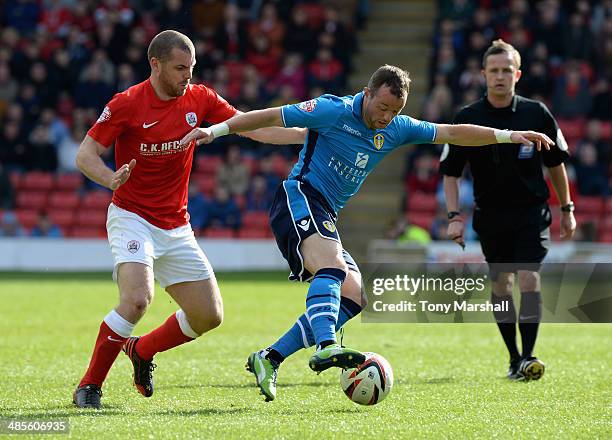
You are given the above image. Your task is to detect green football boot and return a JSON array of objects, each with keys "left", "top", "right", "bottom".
[
  {"left": 308, "top": 344, "right": 366, "bottom": 373},
  {"left": 246, "top": 350, "right": 278, "bottom": 401}
]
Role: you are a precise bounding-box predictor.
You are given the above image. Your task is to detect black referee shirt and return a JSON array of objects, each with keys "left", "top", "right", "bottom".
[{"left": 439, "top": 95, "right": 569, "bottom": 209}]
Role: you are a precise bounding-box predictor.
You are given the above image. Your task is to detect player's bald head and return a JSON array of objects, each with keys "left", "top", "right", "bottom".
[
  {"left": 147, "top": 30, "right": 195, "bottom": 62},
  {"left": 367, "top": 65, "right": 411, "bottom": 99}
]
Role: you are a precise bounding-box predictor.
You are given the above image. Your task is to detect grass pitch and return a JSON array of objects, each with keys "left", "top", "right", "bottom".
[{"left": 0, "top": 272, "right": 610, "bottom": 439}]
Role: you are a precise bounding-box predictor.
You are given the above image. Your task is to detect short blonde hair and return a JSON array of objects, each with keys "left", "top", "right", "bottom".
[{"left": 482, "top": 39, "right": 521, "bottom": 69}]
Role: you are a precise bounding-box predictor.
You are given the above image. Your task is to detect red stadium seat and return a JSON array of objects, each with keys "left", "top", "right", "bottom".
[
  {"left": 15, "top": 209, "right": 39, "bottom": 229},
  {"left": 47, "top": 210, "right": 75, "bottom": 229},
  {"left": 600, "top": 121, "right": 612, "bottom": 140},
  {"left": 9, "top": 172, "right": 21, "bottom": 189},
  {"left": 75, "top": 210, "right": 108, "bottom": 228},
  {"left": 605, "top": 198, "right": 612, "bottom": 215},
  {"left": 242, "top": 156, "right": 259, "bottom": 176},
  {"left": 577, "top": 196, "right": 604, "bottom": 216},
  {"left": 557, "top": 118, "right": 586, "bottom": 147},
  {"left": 599, "top": 231, "right": 612, "bottom": 243},
  {"left": 55, "top": 173, "right": 83, "bottom": 191},
  {"left": 235, "top": 194, "right": 246, "bottom": 210},
  {"left": 48, "top": 191, "right": 80, "bottom": 209},
  {"left": 16, "top": 191, "right": 48, "bottom": 210},
  {"left": 69, "top": 226, "right": 107, "bottom": 238},
  {"left": 81, "top": 190, "right": 112, "bottom": 209},
  {"left": 407, "top": 192, "right": 438, "bottom": 213},
  {"left": 203, "top": 227, "right": 235, "bottom": 238},
  {"left": 21, "top": 171, "right": 54, "bottom": 191},
  {"left": 242, "top": 211, "right": 270, "bottom": 229},
  {"left": 192, "top": 174, "right": 217, "bottom": 196},
  {"left": 271, "top": 154, "right": 290, "bottom": 177},
  {"left": 195, "top": 155, "right": 223, "bottom": 174},
  {"left": 406, "top": 212, "right": 435, "bottom": 230},
  {"left": 238, "top": 228, "right": 271, "bottom": 239}
]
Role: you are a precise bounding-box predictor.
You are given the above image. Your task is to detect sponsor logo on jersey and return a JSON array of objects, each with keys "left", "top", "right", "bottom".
[
  {"left": 322, "top": 221, "right": 336, "bottom": 233},
  {"left": 518, "top": 144, "right": 534, "bottom": 159},
  {"left": 297, "top": 218, "right": 311, "bottom": 231},
  {"left": 327, "top": 155, "right": 368, "bottom": 184},
  {"left": 97, "top": 106, "right": 111, "bottom": 123},
  {"left": 298, "top": 100, "right": 317, "bottom": 113},
  {"left": 185, "top": 112, "right": 197, "bottom": 127},
  {"left": 127, "top": 240, "right": 140, "bottom": 254},
  {"left": 343, "top": 124, "right": 362, "bottom": 137},
  {"left": 139, "top": 140, "right": 190, "bottom": 156},
  {"left": 355, "top": 152, "right": 369, "bottom": 169},
  {"left": 373, "top": 133, "right": 385, "bottom": 150}
]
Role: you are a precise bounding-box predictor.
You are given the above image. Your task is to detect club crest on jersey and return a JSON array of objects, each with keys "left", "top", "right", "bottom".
[
  {"left": 322, "top": 221, "right": 336, "bottom": 233},
  {"left": 127, "top": 240, "right": 140, "bottom": 254},
  {"left": 298, "top": 100, "right": 317, "bottom": 113},
  {"left": 373, "top": 133, "right": 385, "bottom": 150},
  {"left": 355, "top": 152, "right": 369, "bottom": 169},
  {"left": 96, "top": 106, "right": 111, "bottom": 123},
  {"left": 185, "top": 112, "right": 197, "bottom": 127}
]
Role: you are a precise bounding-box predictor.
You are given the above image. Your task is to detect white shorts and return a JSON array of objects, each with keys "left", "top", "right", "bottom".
[{"left": 107, "top": 203, "right": 213, "bottom": 288}]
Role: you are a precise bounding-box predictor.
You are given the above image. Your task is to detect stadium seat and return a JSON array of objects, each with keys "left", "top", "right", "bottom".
[
  {"left": 242, "top": 211, "right": 270, "bottom": 229},
  {"left": 55, "top": 173, "right": 83, "bottom": 191},
  {"left": 48, "top": 191, "right": 80, "bottom": 209},
  {"left": 577, "top": 196, "right": 604, "bottom": 216},
  {"left": 21, "top": 171, "right": 54, "bottom": 191},
  {"left": 406, "top": 212, "right": 435, "bottom": 230},
  {"left": 203, "top": 227, "right": 235, "bottom": 238},
  {"left": 192, "top": 174, "right": 217, "bottom": 196},
  {"left": 75, "top": 210, "right": 108, "bottom": 228},
  {"left": 68, "top": 226, "right": 106, "bottom": 238},
  {"left": 47, "top": 210, "right": 75, "bottom": 229},
  {"left": 81, "top": 190, "right": 112, "bottom": 209},
  {"left": 238, "top": 228, "right": 271, "bottom": 239},
  {"left": 235, "top": 194, "right": 246, "bottom": 210},
  {"left": 242, "top": 156, "right": 259, "bottom": 176},
  {"left": 557, "top": 118, "right": 586, "bottom": 147},
  {"left": 605, "top": 198, "right": 612, "bottom": 215},
  {"left": 600, "top": 121, "right": 612, "bottom": 140},
  {"left": 271, "top": 154, "right": 290, "bottom": 177},
  {"left": 195, "top": 155, "right": 222, "bottom": 174},
  {"left": 407, "top": 192, "right": 438, "bottom": 213},
  {"left": 599, "top": 231, "right": 612, "bottom": 243},
  {"left": 15, "top": 209, "right": 39, "bottom": 229},
  {"left": 9, "top": 171, "right": 21, "bottom": 190},
  {"left": 16, "top": 191, "right": 48, "bottom": 210}
]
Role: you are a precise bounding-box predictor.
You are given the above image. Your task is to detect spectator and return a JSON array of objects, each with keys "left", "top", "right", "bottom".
[
  {"left": 573, "top": 143, "right": 609, "bottom": 196},
  {"left": 217, "top": 145, "right": 250, "bottom": 196},
  {"left": 385, "top": 217, "right": 431, "bottom": 245},
  {"left": 249, "top": 3, "right": 285, "bottom": 49},
  {"left": 0, "top": 63, "right": 19, "bottom": 109},
  {"left": 0, "top": 212, "right": 25, "bottom": 237},
  {"left": 246, "top": 175, "right": 273, "bottom": 212},
  {"left": 552, "top": 62, "right": 592, "bottom": 119},
  {"left": 30, "top": 213, "right": 63, "bottom": 238},
  {"left": 308, "top": 48, "right": 344, "bottom": 93},
  {"left": 406, "top": 154, "right": 439, "bottom": 194},
  {"left": 58, "top": 126, "right": 85, "bottom": 173},
  {"left": 74, "top": 65, "right": 113, "bottom": 113},
  {"left": 187, "top": 182, "right": 210, "bottom": 231},
  {"left": 0, "top": 164, "right": 14, "bottom": 209},
  {"left": 258, "top": 155, "right": 282, "bottom": 193},
  {"left": 214, "top": 3, "right": 248, "bottom": 59},
  {"left": 26, "top": 125, "right": 57, "bottom": 171},
  {"left": 284, "top": 5, "right": 316, "bottom": 61},
  {"left": 1, "top": 121, "right": 27, "bottom": 170},
  {"left": 207, "top": 187, "right": 241, "bottom": 230}
]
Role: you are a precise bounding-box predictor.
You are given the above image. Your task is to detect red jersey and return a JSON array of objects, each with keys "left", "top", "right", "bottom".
[{"left": 88, "top": 79, "right": 236, "bottom": 229}]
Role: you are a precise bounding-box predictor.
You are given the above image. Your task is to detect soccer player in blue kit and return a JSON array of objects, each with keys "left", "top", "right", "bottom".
[{"left": 180, "top": 65, "right": 553, "bottom": 401}]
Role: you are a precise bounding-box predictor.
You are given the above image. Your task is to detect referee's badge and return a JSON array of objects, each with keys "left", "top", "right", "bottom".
[
  {"left": 373, "top": 133, "right": 385, "bottom": 150},
  {"left": 518, "top": 144, "right": 535, "bottom": 159},
  {"left": 185, "top": 112, "right": 197, "bottom": 127}
]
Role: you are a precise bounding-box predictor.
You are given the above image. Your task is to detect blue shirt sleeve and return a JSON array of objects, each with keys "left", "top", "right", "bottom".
[
  {"left": 281, "top": 95, "right": 343, "bottom": 131},
  {"left": 395, "top": 116, "right": 437, "bottom": 145}
]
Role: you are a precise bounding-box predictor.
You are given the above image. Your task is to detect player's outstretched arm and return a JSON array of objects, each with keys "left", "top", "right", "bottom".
[
  {"left": 76, "top": 135, "right": 136, "bottom": 191},
  {"left": 434, "top": 124, "right": 554, "bottom": 150},
  {"left": 179, "top": 108, "right": 285, "bottom": 147}
]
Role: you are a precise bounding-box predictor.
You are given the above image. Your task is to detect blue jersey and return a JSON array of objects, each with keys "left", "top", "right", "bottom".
[{"left": 281, "top": 92, "right": 437, "bottom": 212}]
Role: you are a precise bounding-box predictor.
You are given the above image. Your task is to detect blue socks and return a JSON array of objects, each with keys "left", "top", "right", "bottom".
[{"left": 270, "top": 289, "right": 363, "bottom": 361}]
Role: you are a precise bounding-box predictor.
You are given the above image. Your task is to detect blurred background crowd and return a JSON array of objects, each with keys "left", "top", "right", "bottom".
[{"left": 0, "top": 0, "right": 610, "bottom": 243}]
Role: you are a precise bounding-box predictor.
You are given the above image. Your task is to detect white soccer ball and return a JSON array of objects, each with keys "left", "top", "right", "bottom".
[{"left": 340, "top": 352, "right": 393, "bottom": 405}]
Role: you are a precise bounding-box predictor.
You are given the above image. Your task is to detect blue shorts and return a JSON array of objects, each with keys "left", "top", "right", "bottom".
[{"left": 270, "top": 179, "right": 359, "bottom": 282}]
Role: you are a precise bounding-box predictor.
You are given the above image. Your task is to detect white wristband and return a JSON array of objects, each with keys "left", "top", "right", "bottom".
[
  {"left": 494, "top": 129, "right": 513, "bottom": 143},
  {"left": 210, "top": 122, "right": 229, "bottom": 139}
]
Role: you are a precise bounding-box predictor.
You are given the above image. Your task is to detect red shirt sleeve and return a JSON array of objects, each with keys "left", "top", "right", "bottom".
[
  {"left": 197, "top": 85, "right": 238, "bottom": 124},
  {"left": 87, "top": 92, "right": 133, "bottom": 148}
]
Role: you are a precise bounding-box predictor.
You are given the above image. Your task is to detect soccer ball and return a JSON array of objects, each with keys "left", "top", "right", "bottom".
[{"left": 339, "top": 352, "right": 393, "bottom": 405}]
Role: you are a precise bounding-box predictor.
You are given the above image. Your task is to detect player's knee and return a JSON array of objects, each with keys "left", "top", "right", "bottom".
[
  {"left": 518, "top": 271, "right": 540, "bottom": 292},
  {"left": 191, "top": 304, "right": 223, "bottom": 335},
  {"left": 493, "top": 274, "right": 514, "bottom": 296}
]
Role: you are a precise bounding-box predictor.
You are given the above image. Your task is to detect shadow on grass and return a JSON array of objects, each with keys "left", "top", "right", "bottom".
[
  {"left": 154, "top": 407, "right": 250, "bottom": 417},
  {"left": 164, "top": 381, "right": 329, "bottom": 391},
  {"left": 1, "top": 404, "right": 125, "bottom": 418}
]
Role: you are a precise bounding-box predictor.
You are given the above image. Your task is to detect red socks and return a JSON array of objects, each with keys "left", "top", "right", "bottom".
[
  {"left": 79, "top": 321, "right": 126, "bottom": 387},
  {"left": 135, "top": 313, "right": 194, "bottom": 361}
]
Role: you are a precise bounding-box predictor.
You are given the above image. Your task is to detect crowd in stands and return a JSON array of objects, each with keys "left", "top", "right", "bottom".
[
  {"left": 0, "top": 0, "right": 364, "bottom": 238},
  {"left": 399, "top": 0, "right": 612, "bottom": 244}
]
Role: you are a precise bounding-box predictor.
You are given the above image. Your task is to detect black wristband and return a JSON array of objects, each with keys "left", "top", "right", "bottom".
[
  {"left": 561, "top": 202, "right": 574, "bottom": 213},
  {"left": 447, "top": 211, "right": 461, "bottom": 220}
]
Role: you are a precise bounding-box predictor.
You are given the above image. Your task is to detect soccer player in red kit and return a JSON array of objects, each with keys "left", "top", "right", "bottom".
[{"left": 73, "top": 30, "right": 305, "bottom": 408}]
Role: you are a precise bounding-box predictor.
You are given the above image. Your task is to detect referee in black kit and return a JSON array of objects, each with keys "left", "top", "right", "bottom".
[{"left": 440, "top": 39, "right": 576, "bottom": 381}]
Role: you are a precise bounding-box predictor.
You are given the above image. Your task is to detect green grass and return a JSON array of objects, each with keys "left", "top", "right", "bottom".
[{"left": 0, "top": 272, "right": 610, "bottom": 439}]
